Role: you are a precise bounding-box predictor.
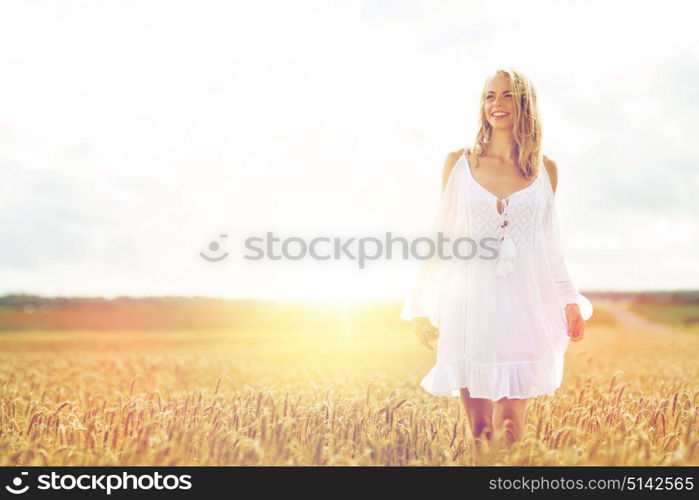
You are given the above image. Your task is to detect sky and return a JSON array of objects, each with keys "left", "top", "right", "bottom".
[{"left": 1, "top": 0, "right": 698, "bottom": 302}]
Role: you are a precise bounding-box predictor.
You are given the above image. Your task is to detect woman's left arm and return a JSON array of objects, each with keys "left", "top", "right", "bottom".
[{"left": 542, "top": 158, "right": 591, "bottom": 341}]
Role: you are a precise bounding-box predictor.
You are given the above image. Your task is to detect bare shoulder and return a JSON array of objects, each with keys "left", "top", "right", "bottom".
[
  {"left": 543, "top": 155, "right": 558, "bottom": 194},
  {"left": 442, "top": 148, "right": 464, "bottom": 192}
]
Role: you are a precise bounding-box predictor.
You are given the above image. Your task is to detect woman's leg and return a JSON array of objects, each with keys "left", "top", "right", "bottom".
[
  {"left": 492, "top": 396, "right": 529, "bottom": 445},
  {"left": 459, "top": 387, "right": 494, "bottom": 445}
]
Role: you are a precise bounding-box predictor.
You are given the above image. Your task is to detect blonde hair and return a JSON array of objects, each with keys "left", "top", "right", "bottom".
[{"left": 471, "top": 67, "right": 543, "bottom": 179}]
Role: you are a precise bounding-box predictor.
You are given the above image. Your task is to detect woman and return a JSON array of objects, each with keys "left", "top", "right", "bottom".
[{"left": 400, "top": 68, "right": 593, "bottom": 448}]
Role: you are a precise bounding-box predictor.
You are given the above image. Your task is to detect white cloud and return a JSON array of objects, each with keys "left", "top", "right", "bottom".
[{"left": 1, "top": 0, "right": 697, "bottom": 299}]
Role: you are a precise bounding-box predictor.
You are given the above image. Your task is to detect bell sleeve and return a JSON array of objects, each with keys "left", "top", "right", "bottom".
[
  {"left": 399, "top": 158, "right": 464, "bottom": 326},
  {"left": 543, "top": 190, "right": 594, "bottom": 321}
]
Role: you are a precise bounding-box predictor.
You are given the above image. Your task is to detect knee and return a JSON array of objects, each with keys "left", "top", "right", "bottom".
[
  {"left": 498, "top": 409, "right": 519, "bottom": 423},
  {"left": 471, "top": 419, "right": 493, "bottom": 439},
  {"left": 495, "top": 409, "right": 526, "bottom": 434},
  {"left": 495, "top": 400, "right": 527, "bottom": 422}
]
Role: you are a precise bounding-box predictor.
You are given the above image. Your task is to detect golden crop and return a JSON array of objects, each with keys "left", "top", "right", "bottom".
[{"left": 0, "top": 304, "right": 697, "bottom": 466}]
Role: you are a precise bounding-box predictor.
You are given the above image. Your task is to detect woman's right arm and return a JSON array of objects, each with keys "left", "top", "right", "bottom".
[
  {"left": 404, "top": 149, "right": 464, "bottom": 348},
  {"left": 442, "top": 149, "right": 462, "bottom": 193},
  {"left": 412, "top": 149, "right": 462, "bottom": 322}
]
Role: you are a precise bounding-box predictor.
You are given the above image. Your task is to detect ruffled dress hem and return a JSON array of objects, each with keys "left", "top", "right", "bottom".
[{"left": 419, "top": 354, "right": 566, "bottom": 400}]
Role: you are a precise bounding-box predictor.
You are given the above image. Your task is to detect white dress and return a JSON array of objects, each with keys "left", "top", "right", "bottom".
[{"left": 400, "top": 147, "right": 593, "bottom": 400}]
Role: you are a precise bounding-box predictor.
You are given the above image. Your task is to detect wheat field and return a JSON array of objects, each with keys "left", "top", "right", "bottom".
[{"left": 0, "top": 302, "right": 697, "bottom": 466}]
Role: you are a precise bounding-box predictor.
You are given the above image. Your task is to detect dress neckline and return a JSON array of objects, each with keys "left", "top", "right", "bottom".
[{"left": 462, "top": 148, "right": 542, "bottom": 201}]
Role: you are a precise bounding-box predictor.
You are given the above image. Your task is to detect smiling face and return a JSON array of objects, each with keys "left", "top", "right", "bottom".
[{"left": 483, "top": 74, "right": 515, "bottom": 130}]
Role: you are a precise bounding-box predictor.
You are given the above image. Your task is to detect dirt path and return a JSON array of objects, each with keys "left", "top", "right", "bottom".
[{"left": 596, "top": 299, "right": 677, "bottom": 334}]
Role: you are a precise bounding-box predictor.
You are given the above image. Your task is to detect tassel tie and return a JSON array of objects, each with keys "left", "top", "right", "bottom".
[{"left": 495, "top": 199, "right": 518, "bottom": 277}]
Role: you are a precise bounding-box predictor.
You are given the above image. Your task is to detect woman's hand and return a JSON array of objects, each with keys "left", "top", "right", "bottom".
[
  {"left": 414, "top": 317, "right": 439, "bottom": 350},
  {"left": 565, "top": 303, "right": 585, "bottom": 341}
]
